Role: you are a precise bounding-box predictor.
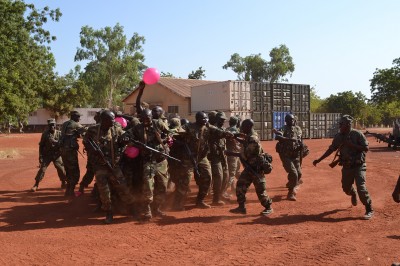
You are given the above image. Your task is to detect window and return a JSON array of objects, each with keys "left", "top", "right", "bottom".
[{"left": 168, "top": 106, "right": 179, "bottom": 114}]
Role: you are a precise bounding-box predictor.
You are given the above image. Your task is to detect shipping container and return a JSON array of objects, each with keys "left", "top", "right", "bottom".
[{"left": 309, "top": 113, "right": 341, "bottom": 138}]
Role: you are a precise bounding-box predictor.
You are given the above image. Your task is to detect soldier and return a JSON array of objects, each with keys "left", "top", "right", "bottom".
[
  {"left": 30, "top": 118, "right": 67, "bottom": 192},
  {"left": 223, "top": 116, "right": 242, "bottom": 197},
  {"left": 273, "top": 113, "right": 303, "bottom": 201},
  {"left": 59, "top": 110, "right": 86, "bottom": 196},
  {"left": 172, "top": 111, "right": 233, "bottom": 210},
  {"left": 208, "top": 111, "right": 230, "bottom": 205},
  {"left": 313, "top": 115, "right": 374, "bottom": 220},
  {"left": 84, "top": 110, "right": 135, "bottom": 224},
  {"left": 229, "top": 119, "right": 273, "bottom": 216},
  {"left": 125, "top": 109, "right": 170, "bottom": 221}
]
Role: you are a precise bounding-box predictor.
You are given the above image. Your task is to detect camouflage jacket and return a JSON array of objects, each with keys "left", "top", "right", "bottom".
[
  {"left": 226, "top": 126, "right": 241, "bottom": 153},
  {"left": 60, "top": 119, "right": 85, "bottom": 150},
  {"left": 208, "top": 126, "right": 227, "bottom": 161},
  {"left": 241, "top": 130, "right": 263, "bottom": 167},
  {"left": 180, "top": 123, "right": 227, "bottom": 160},
  {"left": 329, "top": 129, "right": 368, "bottom": 167},
  {"left": 84, "top": 123, "right": 125, "bottom": 167},
  {"left": 39, "top": 128, "right": 62, "bottom": 159},
  {"left": 275, "top": 125, "right": 303, "bottom": 158}
]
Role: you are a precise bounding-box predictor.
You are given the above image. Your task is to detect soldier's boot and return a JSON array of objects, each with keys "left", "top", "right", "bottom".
[
  {"left": 351, "top": 191, "right": 358, "bottom": 206},
  {"left": 229, "top": 202, "right": 246, "bottom": 214},
  {"left": 64, "top": 183, "right": 71, "bottom": 197},
  {"left": 196, "top": 199, "right": 211, "bottom": 209},
  {"left": 287, "top": 189, "right": 297, "bottom": 201},
  {"left": 363, "top": 203, "right": 374, "bottom": 220},
  {"left": 260, "top": 204, "right": 273, "bottom": 216},
  {"left": 151, "top": 203, "right": 166, "bottom": 217},
  {"left": 172, "top": 194, "right": 186, "bottom": 211},
  {"left": 212, "top": 194, "right": 225, "bottom": 206},
  {"left": 141, "top": 204, "right": 152, "bottom": 221},
  {"left": 78, "top": 183, "right": 85, "bottom": 194},
  {"left": 30, "top": 181, "right": 39, "bottom": 192},
  {"left": 104, "top": 210, "right": 113, "bottom": 224}
]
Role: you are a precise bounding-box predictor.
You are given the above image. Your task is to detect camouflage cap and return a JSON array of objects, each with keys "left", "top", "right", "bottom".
[
  {"left": 70, "top": 110, "right": 82, "bottom": 117},
  {"left": 47, "top": 118, "right": 56, "bottom": 125},
  {"left": 216, "top": 111, "right": 227, "bottom": 120},
  {"left": 229, "top": 116, "right": 238, "bottom": 124},
  {"left": 208, "top": 111, "right": 218, "bottom": 119},
  {"left": 339, "top": 114, "right": 353, "bottom": 124}
]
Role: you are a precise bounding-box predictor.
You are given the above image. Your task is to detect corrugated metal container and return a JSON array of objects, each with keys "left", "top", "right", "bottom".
[
  {"left": 191, "top": 81, "right": 251, "bottom": 112},
  {"left": 310, "top": 113, "right": 341, "bottom": 138},
  {"left": 250, "top": 82, "right": 272, "bottom": 111}
]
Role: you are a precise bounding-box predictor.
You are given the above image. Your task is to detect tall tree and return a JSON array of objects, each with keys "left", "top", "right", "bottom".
[
  {"left": 222, "top": 44, "right": 295, "bottom": 83},
  {"left": 75, "top": 23, "right": 146, "bottom": 108},
  {"left": 370, "top": 58, "right": 400, "bottom": 104},
  {"left": 43, "top": 66, "right": 91, "bottom": 121},
  {"left": 188, "top": 66, "right": 206, "bottom": 80},
  {"left": 310, "top": 87, "right": 325, "bottom": 112},
  {"left": 0, "top": 0, "right": 61, "bottom": 127}
]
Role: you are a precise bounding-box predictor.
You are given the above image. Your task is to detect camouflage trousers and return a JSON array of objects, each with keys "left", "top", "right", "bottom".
[
  {"left": 279, "top": 154, "right": 302, "bottom": 190},
  {"left": 174, "top": 157, "right": 212, "bottom": 202},
  {"left": 210, "top": 158, "right": 229, "bottom": 202},
  {"left": 341, "top": 164, "right": 372, "bottom": 206},
  {"left": 80, "top": 159, "right": 95, "bottom": 187},
  {"left": 226, "top": 156, "right": 240, "bottom": 190},
  {"left": 61, "top": 148, "right": 80, "bottom": 187},
  {"left": 142, "top": 159, "right": 169, "bottom": 207},
  {"left": 235, "top": 168, "right": 272, "bottom": 208},
  {"left": 35, "top": 156, "right": 67, "bottom": 183},
  {"left": 95, "top": 165, "right": 135, "bottom": 211}
]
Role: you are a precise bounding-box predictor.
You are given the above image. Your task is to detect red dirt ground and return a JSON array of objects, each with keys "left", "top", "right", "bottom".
[{"left": 0, "top": 129, "right": 399, "bottom": 265}]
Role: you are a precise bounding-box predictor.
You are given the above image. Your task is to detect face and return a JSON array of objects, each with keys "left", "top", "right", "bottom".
[
  {"left": 49, "top": 124, "right": 56, "bottom": 133},
  {"left": 72, "top": 115, "right": 81, "bottom": 122},
  {"left": 216, "top": 118, "right": 226, "bottom": 128},
  {"left": 339, "top": 121, "right": 351, "bottom": 134},
  {"left": 196, "top": 112, "right": 208, "bottom": 126},
  {"left": 152, "top": 107, "right": 163, "bottom": 119},
  {"left": 100, "top": 112, "right": 115, "bottom": 129},
  {"left": 285, "top": 115, "right": 295, "bottom": 126}
]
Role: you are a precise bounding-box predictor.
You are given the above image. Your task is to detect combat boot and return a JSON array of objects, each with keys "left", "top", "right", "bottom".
[
  {"left": 212, "top": 194, "right": 225, "bottom": 206},
  {"left": 30, "top": 183, "right": 39, "bottom": 192},
  {"left": 287, "top": 189, "right": 297, "bottom": 201},
  {"left": 260, "top": 205, "right": 273, "bottom": 216},
  {"left": 363, "top": 203, "right": 374, "bottom": 220},
  {"left": 141, "top": 204, "right": 152, "bottom": 221},
  {"left": 229, "top": 203, "right": 246, "bottom": 214},
  {"left": 104, "top": 210, "right": 113, "bottom": 224},
  {"left": 78, "top": 183, "right": 85, "bottom": 194},
  {"left": 151, "top": 203, "right": 166, "bottom": 217},
  {"left": 351, "top": 191, "right": 358, "bottom": 206},
  {"left": 196, "top": 200, "right": 211, "bottom": 209}
]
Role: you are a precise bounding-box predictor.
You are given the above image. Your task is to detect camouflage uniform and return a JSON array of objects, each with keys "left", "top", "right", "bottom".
[
  {"left": 84, "top": 123, "right": 135, "bottom": 212},
  {"left": 174, "top": 122, "right": 228, "bottom": 208},
  {"left": 275, "top": 124, "right": 303, "bottom": 191},
  {"left": 225, "top": 120, "right": 241, "bottom": 192},
  {"left": 329, "top": 129, "right": 372, "bottom": 206},
  {"left": 33, "top": 123, "right": 67, "bottom": 188},
  {"left": 60, "top": 117, "right": 85, "bottom": 194},
  {"left": 126, "top": 119, "right": 170, "bottom": 218},
  {"left": 235, "top": 130, "right": 272, "bottom": 209}
]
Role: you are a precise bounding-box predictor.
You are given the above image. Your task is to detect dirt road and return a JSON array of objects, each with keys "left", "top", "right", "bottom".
[{"left": 0, "top": 130, "right": 399, "bottom": 265}]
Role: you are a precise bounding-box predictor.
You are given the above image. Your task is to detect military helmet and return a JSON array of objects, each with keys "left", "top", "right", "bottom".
[{"left": 47, "top": 118, "right": 56, "bottom": 125}]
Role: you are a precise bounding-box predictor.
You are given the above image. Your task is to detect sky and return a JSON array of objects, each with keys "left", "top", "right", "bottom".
[{"left": 29, "top": 0, "right": 400, "bottom": 99}]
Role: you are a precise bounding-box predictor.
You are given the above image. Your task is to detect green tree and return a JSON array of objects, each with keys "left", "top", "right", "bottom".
[
  {"left": 43, "top": 66, "right": 91, "bottom": 120},
  {"left": 310, "top": 87, "right": 325, "bottom": 112},
  {"left": 0, "top": 0, "right": 61, "bottom": 128},
  {"left": 321, "top": 91, "right": 368, "bottom": 122},
  {"left": 222, "top": 44, "right": 295, "bottom": 83},
  {"left": 160, "top": 72, "right": 175, "bottom": 78},
  {"left": 370, "top": 58, "right": 400, "bottom": 104},
  {"left": 188, "top": 66, "right": 206, "bottom": 80},
  {"left": 75, "top": 23, "right": 146, "bottom": 108}
]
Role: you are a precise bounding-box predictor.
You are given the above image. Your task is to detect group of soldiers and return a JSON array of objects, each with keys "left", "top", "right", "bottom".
[{"left": 31, "top": 83, "right": 400, "bottom": 224}]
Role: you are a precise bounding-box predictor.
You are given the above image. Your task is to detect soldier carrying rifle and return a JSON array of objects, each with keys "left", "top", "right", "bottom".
[{"left": 313, "top": 115, "right": 374, "bottom": 220}]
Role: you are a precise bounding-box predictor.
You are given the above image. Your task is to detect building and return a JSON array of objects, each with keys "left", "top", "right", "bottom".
[{"left": 121, "top": 78, "right": 217, "bottom": 121}]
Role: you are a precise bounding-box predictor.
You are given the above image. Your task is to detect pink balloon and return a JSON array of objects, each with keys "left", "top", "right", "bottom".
[
  {"left": 143, "top": 68, "right": 160, "bottom": 85},
  {"left": 125, "top": 146, "right": 140, "bottom": 159},
  {"left": 115, "top": 117, "right": 127, "bottom": 128}
]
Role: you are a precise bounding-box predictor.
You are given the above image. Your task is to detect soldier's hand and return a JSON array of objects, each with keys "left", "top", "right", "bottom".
[
  {"left": 138, "top": 81, "right": 146, "bottom": 90},
  {"left": 312, "top": 159, "right": 320, "bottom": 167}
]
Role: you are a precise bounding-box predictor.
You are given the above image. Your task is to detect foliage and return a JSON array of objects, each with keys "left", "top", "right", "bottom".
[
  {"left": 75, "top": 23, "right": 146, "bottom": 108},
  {"left": 370, "top": 58, "right": 400, "bottom": 104},
  {"left": 320, "top": 91, "right": 368, "bottom": 121},
  {"left": 0, "top": 0, "right": 61, "bottom": 126},
  {"left": 310, "top": 87, "right": 325, "bottom": 112},
  {"left": 43, "top": 66, "right": 91, "bottom": 120},
  {"left": 188, "top": 67, "right": 206, "bottom": 80},
  {"left": 222, "top": 44, "right": 295, "bottom": 83},
  {"left": 160, "top": 72, "right": 175, "bottom": 78}
]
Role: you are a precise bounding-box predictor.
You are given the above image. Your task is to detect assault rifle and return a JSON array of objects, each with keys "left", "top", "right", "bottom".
[
  {"left": 130, "top": 139, "right": 182, "bottom": 163},
  {"left": 86, "top": 137, "right": 120, "bottom": 184},
  {"left": 183, "top": 142, "right": 201, "bottom": 182},
  {"left": 365, "top": 131, "right": 390, "bottom": 144}
]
